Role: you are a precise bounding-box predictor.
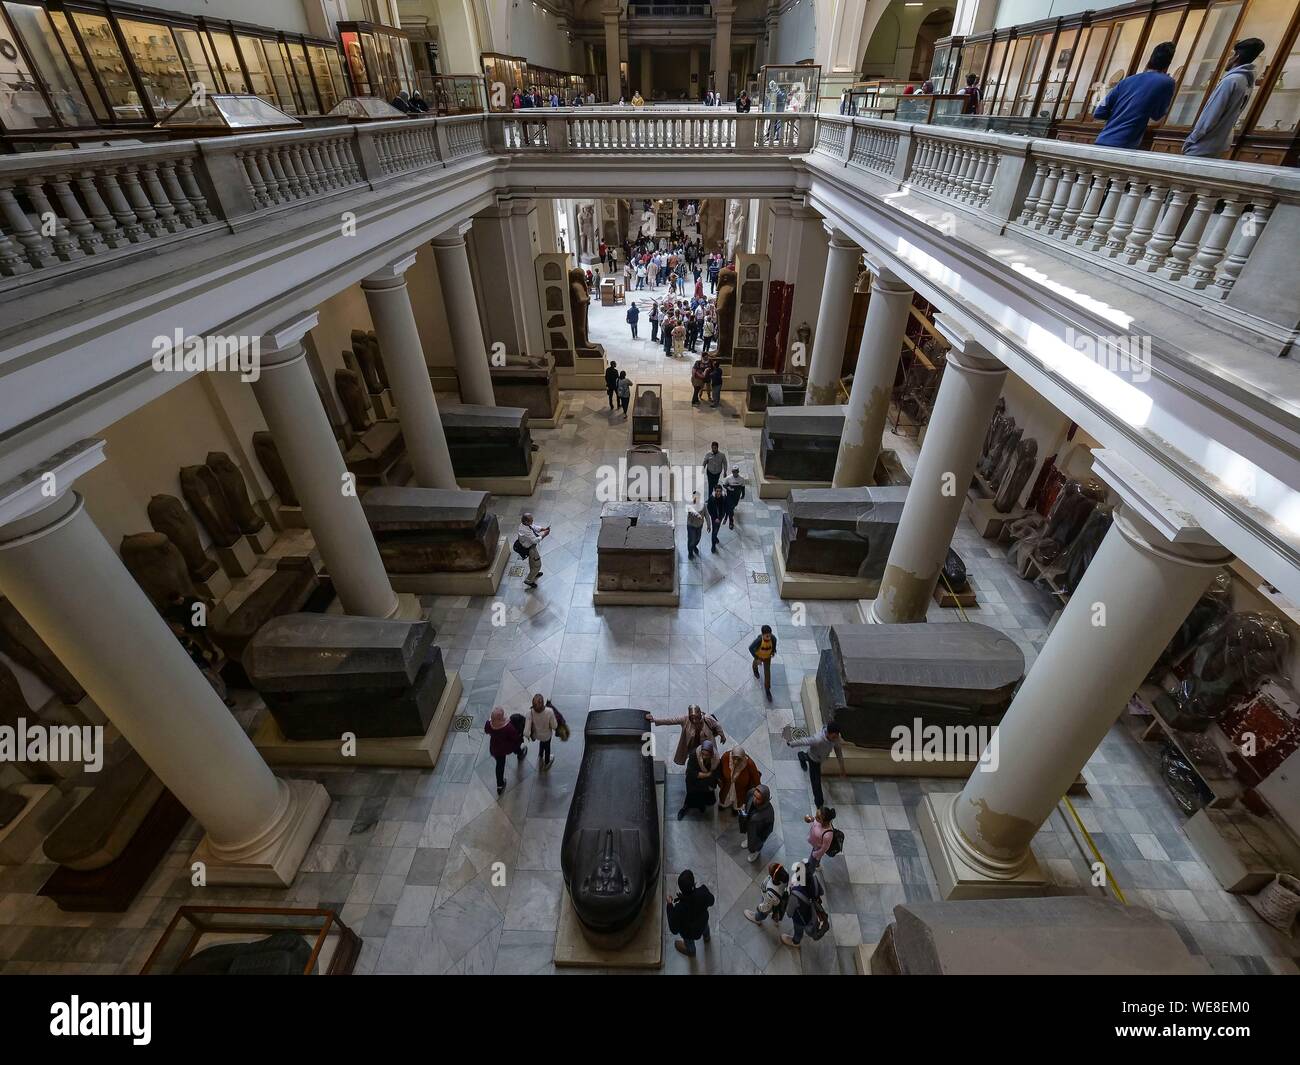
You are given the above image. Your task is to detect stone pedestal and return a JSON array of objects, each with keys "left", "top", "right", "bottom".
[{"left": 214, "top": 536, "right": 258, "bottom": 579}]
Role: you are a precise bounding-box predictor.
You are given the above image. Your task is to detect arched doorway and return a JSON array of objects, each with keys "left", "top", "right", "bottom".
[{"left": 911, "top": 9, "right": 954, "bottom": 82}]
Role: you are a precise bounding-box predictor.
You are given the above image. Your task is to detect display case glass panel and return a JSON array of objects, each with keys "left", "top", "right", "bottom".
[
  {"left": 428, "top": 74, "right": 485, "bottom": 114},
  {"left": 156, "top": 88, "right": 299, "bottom": 131},
  {"left": 309, "top": 43, "right": 346, "bottom": 112},
  {"left": 207, "top": 30, "right": 249, "bottom": 94},
  {"left": 234, "top": 34, "right": 276, "bottom": 105},
  {"left": 1251, "top": 29, "right": 1300, "bottom": 133},
  {"left": 0, "top": 8, "right": 54, "bottom": 129},
  {"left": 1038, "top": 25, "right": 1082, "bottom": 119},
  {"left": 993, "top": 33, "right": 1033, "bottom": 115},
  {"left": 960, "top": 38, "right": 990, "bottom": 96},
  {"left": 758, "top": 64, "right": 820, "bottom": 112},
  {"left": 341, "top": 29, "right": 369, "bottom": 94},
  {"left": 173, "top": 26, "right": 218, "bottom": 95},
  {"left": 1012, "top": 30, "right": 1054, "bottom": 116},
  {"left": 4, "top": 2, "right": 96, "bottom": 125},
  {"left": 1230, "top": 0, "right": 1296, "bottom": 131},
  {"left": 48, "top": 10, "right": 108, "bottom": 121},
  {"left": 326, "top": 94, "right": 404, "bottom": 120},
  {"left": 980, "top": 36, "right": 1011, "bottom": 113},
  {"left": 1061, "top": 22, "right": 1110, "bottom": 119},
  {"left": 282, "top": 40, "right": 316, "bottom": 113},
  {"left": 1167, "top": 1, "right": 1243, "bottom": 124},
  {"left": 71, "top": 12, "right": 143, "bottom": 119},
  {"left": 116, "top": 17, "right": 190, "bottom": 114}
]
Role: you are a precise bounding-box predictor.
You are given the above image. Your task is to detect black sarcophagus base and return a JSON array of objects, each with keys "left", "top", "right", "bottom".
[
  {"left": 597, "top": 502, "right": 675, "bottom": 592},
  {"left": 815, "top": 623, "right": 1024, "bottom": 751},
  {"left": 489, "top": 365, "right": 560, "bottom": 422},
  {"left": 440, "top": 404, "right": 533, "bottom": 477},
  {"left": 746, "top": 373, "right": 806, "bottom": 412},
  {"left": 760, "top": 405, "right": 844, "bottom": 481},
  {"left": 362, "top": 486, "right": 499, "bottom": 573},
  {"left": 562, "top": 708, "right": 660, "bottom": 946},
  {"left": 245, "top": 613, "right": 448, "bottom": 740},
  {"left": 781, "top": 487, "right": 907, "bottom": 578}
]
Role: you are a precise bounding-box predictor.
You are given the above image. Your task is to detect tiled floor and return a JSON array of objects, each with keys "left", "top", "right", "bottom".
[{"left": 1, "top": 287, "right": 1296, "bottom": 975}]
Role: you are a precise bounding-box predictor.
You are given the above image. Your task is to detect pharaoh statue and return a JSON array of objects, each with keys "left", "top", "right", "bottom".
[
  {"left": 253, "top": 431, "right": 299, "bottom": 508},
  {"left": 335, "top": 368, "right": 373, "bottom": 433},
  {"left": 995, "top": 438, "right": 1039, "bottom": 513},
  {"left": 179, "top": 465, "right": 241, "bottom": 548},
  {"left": 349, "top": 329, "right": 385, "bottom": 394},
  {"left": 120, "top": 532, "right": 196, "bottom": 607},
  {"left": 725, "top": 200, "right": 748, "bottom": 258},
  {"left": 568, "top": 268, "right": 594, "bottom": 351},
  {"left": 982, "top": 397, "right": 1007, "bottom": 459},
  {"left": 147, "top": 494, "right": 218, "bottom": 581},
  {"left": 639, "top": 202, "right": 657, "bottom": 239},
  {"left": 206, "top": 452, "right": 265, "bottom": 534},
  {"left": 578, "top": 202, "right": 598, "bottom": 256},
  {"left": 715, "top": 267, "right": 737, "bottom": 362}
]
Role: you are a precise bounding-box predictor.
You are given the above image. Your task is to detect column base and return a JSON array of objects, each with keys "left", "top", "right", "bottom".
[
  {"left": 191, "top": 778, "right": 329, "bottom": 888},
  {"left": 918, "top": 793, "right": 1050, "bottom": 901}
]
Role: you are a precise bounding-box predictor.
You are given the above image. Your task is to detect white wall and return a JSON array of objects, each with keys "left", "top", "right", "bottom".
[
  {"left": 154, "top": 0, "right": 314, "bottom": 34},
  {"left": 772, "top": 0, "right": 817, "bottom": 65},
  {"left": 987, "top": 0, "right": 1089, "bottom": 30}
]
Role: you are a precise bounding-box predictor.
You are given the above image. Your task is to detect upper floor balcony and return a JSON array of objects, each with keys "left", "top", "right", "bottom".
[{"left": 1, "top": 108, "right": 1297, "bottom": 600}]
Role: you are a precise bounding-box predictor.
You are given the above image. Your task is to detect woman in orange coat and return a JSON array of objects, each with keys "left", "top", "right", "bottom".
[{"left": 718, "top": 746, "right": 761, "bottom": 817}]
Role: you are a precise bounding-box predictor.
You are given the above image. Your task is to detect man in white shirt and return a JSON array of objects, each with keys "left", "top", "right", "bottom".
[
  {"left": 722, "top": 465, "right": 746, "bottom": 529},
  {"left": 516, "top": 512, "right": 550, "bottom": 588}
]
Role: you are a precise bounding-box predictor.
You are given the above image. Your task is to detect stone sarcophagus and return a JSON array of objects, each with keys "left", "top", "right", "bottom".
[
  {"left": 760, "top": 405, "right": 845, "bottom": 482},
  {"left": 746, "top": 373, "right": 806, "bottom": 413},
  {"left": 597, "top": 502, "right": 674, "bottom": 593},
  {"left": 361, "top": 487, "right": 500, "bottom": 573},
  {"left": 781, "top": 487, "right": 908, "bottom": 580},
  {"left": 562, "top": 708, "right": 661, "bottom": 946},
  {"left": 440, "top": 404, "right": 533, "bottom": 478},
  {"left": 489, "top": 361, "right": 560, "bottom": 422},
  {"left": 245, "top": 613, "right": 448, "bottom": 740},
  {"left": 815, "top": 623, "right": 1024, "bottom": 751},
  {"left": 210, "top": 556, "right": 321, "bottom": 662}
]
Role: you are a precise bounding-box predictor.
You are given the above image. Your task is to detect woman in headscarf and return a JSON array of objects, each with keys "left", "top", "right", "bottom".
[
  {"left": 679, "top": 740, "right": 721, "bottom": 820},
  {"left": 647, "top": 704, "right": 725, "bottom": 766},
  {"left": 718, "top": 746, "right": 761, "bottom": 817},
  {"left": 484, "top": 706, "right": 525, "bottom": 796}
]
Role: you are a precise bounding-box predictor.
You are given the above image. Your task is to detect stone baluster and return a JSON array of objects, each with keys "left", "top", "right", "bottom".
[
  {"left": 1058, "top": 167, "right": 1093, "bottom": 236},
  {"left": 1162, "top": 190, "right": 1218, "bottom": 280},
  {"left": 1016, "top": 160, "right": 1049, "bottom": 223},
  {"left": 1071, "top": 171, "right": 1111, "bottom": 245},
  {"left": 1209, "top": 201, "right": 1264, "bottom": 292},
  {"left": 156, "top": 162, "right": 198, "bottom": 227},
  {"left": 1031, "top": 165, "right": 1062, "bottom": 229},
  {"left": 0, "top": 229, "right": 29, "bottom": 274},
  {"left": 138, "top": 165, "right": 182, "bottom": 232},
  {"left": 48, "top": 174, "right": 106, "bottom": 254},
  {"left": 1140, "top": 185, "right": 1190, "bottom": 270},
  {"left": 97, "top": 170, "right": 147, "bottom": 241},
  {"left": 0, "top": 182, "right": 54, "bottom": 267},
  {"left": 1043, "top": 166, "right": 1077, "bottom": 232},
  {"left": 1104, "top": 177, "right": 1145, "bottom": 254},
  {"left": 1120, "top": 181, "right": 1169, "bottom": 263},
  {"left": 175, "top": 158, "right": 214, "bottom": 222},
  {"left": 21, "top": 178, "right": 80, "bottom": 260}
]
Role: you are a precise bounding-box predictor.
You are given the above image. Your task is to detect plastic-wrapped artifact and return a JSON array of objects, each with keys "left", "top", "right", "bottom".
[
  {"left": 1160, "top": 743, "right": 1214, "bottom": 815},
  {"left": 1145, "top": 570, "right": 1233, "bottom": 684},
  {"left": 1058, "top": 507, "right": 1112, "bottom": 595}
]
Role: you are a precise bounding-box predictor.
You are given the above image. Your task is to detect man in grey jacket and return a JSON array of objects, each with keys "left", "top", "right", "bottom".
[{"left": 1183, "top": 38, "right": 1266, "bottom": 157}]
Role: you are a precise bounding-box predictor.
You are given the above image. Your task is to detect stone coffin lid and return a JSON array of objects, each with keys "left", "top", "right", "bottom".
[
  {"left": 43, "top": 750, "right": 162, "bottom": 869},
  {"left": 361, "top": 486, "right": 489, "bottom": 531},
  {"left": 600, "top": 501, "right": 673, "bottom": 526},
  {"left": 765, "top": 405, "right": 846, "bottom": 439},
  {"left": 788, "top": 487, "right": 909, "bottom": 531},
  {"left": 490, "top": 366, "right": 551, "bottom": 383},
  {"left": 245, "top": 613, "right": 435, "bottom": 692},
  {"left": 439, "top": 403, "right": 529, "bottom": 433},
  {"left": 597, "top": 516, "right": 674, "bottom": 552},
  {"left": 829, "top": 623, "right": 1024, "bottom": 694},
  {"left": 885, "top": 897, "right": 1207, "bottom": 975}
]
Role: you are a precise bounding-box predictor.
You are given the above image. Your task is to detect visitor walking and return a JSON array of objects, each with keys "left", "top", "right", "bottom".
[
  {"left": 786, "top": 720, "right": 846, "bottom": 810},
  {"left": 690, "top": 356, "right": 708, "bottom": 405},
  {"left": 515, "top": 511, "right": 549, "bottom": 589},
  {"left": 671, "top": 317, "right": 686, "bottom": 357},
  {"left": 679, "top": 740, "right": 721, "bottom": 819},
  {"left": 485, "top": 706, "right": 526, "bottom": 796},
  {"left": 782, "top": 864, "right": 829, "bottom": 948},
  {"left": 745, "top": 861, "right": 790, "bottom": 923},
  {"left": 646, "top": 703, "right": 726, "bottom": 765},
  {"left": 525, "top": 693, "right": 564, "bottom": 769},
  {"left": 615, "top": 370, "right": 631, "bottom": 417},
  {"left": 1093, "top": 41, "right": 1177, "bottom": 150},
  {"left": 701, "top": 309, "right": 715, "bottom": 354},
  {"left": 708, "top": 359, "right": 723, "bottom": 407},
  {"left": 706, "top": 485, "right": 728, "bottom": 553},
  {"left": 686, "top": 490, "right": 706, "bottom": 559},
  {"left": 702, "top": 441, "right": 727, "bottom": 495},
  {"left": 1183, "top": 38, "right": 1266, "bottom": 157},
  {"left": 804, "top": 805, "right": 841, "bottom": 870},
  {"left": 604, "top": 361, "right": 619, "bottom": 409},
  {"left": 649, "top": 300, "right": 660, "bottom": 343},
  {"left": 719, "top": 745, "right": 761, "bottom": 818},
  {"left": 722, "top": 465, "right": 745, "bottom": 529},
  {"left": 739, "top": 784, "right": 776, "bottom": 862},
  {"left": 960, "top": 73, "right": 982, "bottom": 114},
  {"left": 667, "top": 869, "right": 715, "bottom": 957},
  {"left": 749, "top": 623, "right": 777, "bottom": 700},
  {"left": 626, "top": 300, "right": 639, "bottom": 339}
]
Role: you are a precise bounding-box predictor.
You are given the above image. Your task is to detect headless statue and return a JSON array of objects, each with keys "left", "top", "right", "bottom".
[
  {"left": 253, "top": 431, "right": 299, "bottom": 508},
  {"left": 994, "top": 438, "right": 1038, "bottom": 513},
  {"left": 121, "top": 532, "right": 196, "bottom": 608},
  {"left": 335, "top": 368, "right": 373, "bottom": 433},
  {"left": 180, "top": 465, "right": 241, "bottom": 548},
  {"left": 148, "top": 493, "right": 218, "bottom": 581},
  {"left": 206, "top": 452, "right": 265, "bottom": 534}
]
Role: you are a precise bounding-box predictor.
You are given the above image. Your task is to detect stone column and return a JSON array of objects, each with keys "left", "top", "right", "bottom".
[
  {"left": 869, "top": 319, "right": 1006, "bottom": 623},
  {"left": 0, "top": 441, "right": 328, "bottom": 885},
  {"left": 603, "top": 1, "right": 622, "bottom": 102},
  {"left": 361, "top": 256, "right": 457, "bottom": 490},
  {"left": 467, "top": 200, "right": 545, "bottom": 364},
  {"left": 715, "top": 2, "right": 735, "bottom": 99},
  {"left": 641, "top": 48, "right": 652, "bottom": 99},
  {"left": 431, "top": 224, "right": 496, "bottom": 406},
  {"left": 920, "top": 451, "right": 1233, "bottom": 898},
  {"left": 804, "top": 229, "right": 861, "bottom": 406},
  {"left": 833, "top": 259, "right": 913, "bottom": 486},
  {"left": 253, "top": 316, "right": 400, "bottom": 619}
]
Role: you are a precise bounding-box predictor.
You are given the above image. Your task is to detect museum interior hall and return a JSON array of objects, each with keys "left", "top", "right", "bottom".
[{"left": 0, "top": 0, "right": 1299, "bottom": 983}]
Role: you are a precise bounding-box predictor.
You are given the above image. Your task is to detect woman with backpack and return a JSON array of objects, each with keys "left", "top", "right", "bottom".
[
  {"left": 805, "top": 805, "right": 840, "bottom": 869},
  {"left": 783, "top": 863, "right": 830, "bottom": 948},
  {"left": 526, "top": 693, "right": 565, "bottom": 769},
  {"left": 739, "top": 783, "right": 775, "bottom": 862},
  {"left": 485, "top": 706, "right": 526, "bottom": 796},
  {"left": 745, "top": 861, "right": 790, "bottom": 927}
]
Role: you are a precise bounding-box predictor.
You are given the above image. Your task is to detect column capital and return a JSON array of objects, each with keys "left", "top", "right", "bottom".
[
  {"left": 258, "top": 313, "right": 319, "bottom": 368},
  {"left": 601, "top": 0, "right": 622, "bottom": 19},
  {"left": 934, "top": 315, "right": 1003, "bottom": 374},
  {"left": 863, "top": 253, "right": 909, "bottom": 293},
  {"left": 1093, "top": 449, "right": 1233, "bottom": 566},
  {"left": 0, "top": 438, "right": 103, "bottom": 537},
  {"left": 714, "top": 0, "right": 736, "bottom": 18},
  {"left": 362, "top": 253, "right": 418, "bottom": 288},
  {"left": 824, "top": 226, "right": 860, "bottom": 251},
  {"left": 432, "top": 221, "right": 474, "bottom": 247}
]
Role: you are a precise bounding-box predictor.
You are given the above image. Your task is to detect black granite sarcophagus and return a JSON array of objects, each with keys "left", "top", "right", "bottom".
[
  {"left": 760, "top": 405, "right": 844, "bottom": 482},
  {"left": 746, "top": 373, "right": 806, "bottom": 413},
  {"left": 440, "top": 404, "right": 533, "bottom": 478},
  {"left": 362, "top": 487, "right": 500, "bottom": 573},
  {"left": 489, "top": 363, "right": 560, "bottom": 422},
  {"left": 781, "top": 487, "right": 908, "bottom": 580},
  {"left": 597, "top": 502, "right": 675, "bottom": 593},
  {"left": 815, "top": 623, "right": 1024, "bottom": 750},
  {"left": 245, "top": 614, "right": 448, "bottom": 740},
  {"left": 562, "top": 708, "right": 660, "bottom": 945}
]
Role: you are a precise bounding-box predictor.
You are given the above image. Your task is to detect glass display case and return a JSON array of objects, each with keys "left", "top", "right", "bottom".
[
  {"left": 156, "top": 89, "right": 300, "bottom": 132},
  {"left": 928, "top": 37, "right": 962, "bottom": 93},
  {"left": 758, "top": 63, "right": 820, "bottom": 113},
  {"left": 338, "top": 20, "right": 417, "bottom": 104},
  {"left": 849, "top": 78, "right": 908, "bottom": 117},
  {"left": 326, "top": 95, "right": 405, "bottom": 121},
  {"left": 895, "top": 93, "right": 967, "bottom": 123},
  {"left": 426, "top": 74, "right": 485, "bottom": 115},
  {"left": 0, "top": 1, "right": 97, "bottom": 132},
  {"left": 140, "top": 906, "right": 360, "bottom": 975},
  {"left": 482, "top": 50, "right": 526, "bottom": 109}
]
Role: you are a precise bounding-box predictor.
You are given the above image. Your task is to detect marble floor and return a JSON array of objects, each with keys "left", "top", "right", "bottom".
[{"left": 1, "top": 286, "right": 1296, "bottom": 975}]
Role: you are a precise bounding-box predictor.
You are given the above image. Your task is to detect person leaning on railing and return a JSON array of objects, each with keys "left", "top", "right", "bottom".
[{"left": 735, "top": 91, "right": 752, "bottom": 113}]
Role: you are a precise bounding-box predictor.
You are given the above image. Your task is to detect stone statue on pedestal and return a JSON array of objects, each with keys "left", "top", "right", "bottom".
[
  {"left": 725, "top": 200, "right": 747, "bottom": 258},
  {"left": 579, "top": 202, "right": 598, "bottom": 256},
  {"left": 206, "top": 452, "right": 265, "bottom": 535},
  {"left": 335, "top": 368, "right": 373, "bottom": 433},
  {"left": 179, "top": 465, "right": 241, "bottom": 548},
  {"left": 253, "top": 432, "right": 299, "bottom": 508},
  {"left": 568, "top": 268, "right": 595, "bottom": 351},
  {"left": 120, "top": 532, "right": 196, "bottom": 607},
  {"left": 994, "top": 438, "right": 1038, "bottom": 513},
  {"left": 349, "top": 329, "right": 385, "bottom": 395},
  {"left": 715, "top": 267, "right": 737, "bottom": 362},
  {"left": 147, "top": 494, "right": 218, "bottom": 581}
]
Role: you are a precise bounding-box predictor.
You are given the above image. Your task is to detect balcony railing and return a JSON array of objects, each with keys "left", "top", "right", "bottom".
[{"left": 2, "top": 110, "right": 1296, "bottom": 355}]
